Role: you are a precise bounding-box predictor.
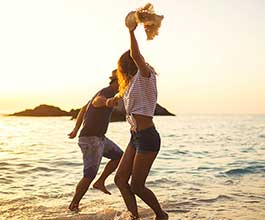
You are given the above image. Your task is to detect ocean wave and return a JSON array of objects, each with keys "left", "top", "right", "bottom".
[
  {"left": 16, "top": 167, "right": 63, "bottom": 174},
  {"left": 166, "top": 134, "right": 176, "bottom": 138},
  {"left": 146, "top": 177, "right": 179, "bottom": 186},
  {"left": 0, "top": 193, "right": 185, "bottom": 220},
  {"left": 0, "top": 177, "right": 14, "bottom": 184},
  {"left": 197, "top": 166, "right": 222, "bottom": 171},
  {"left": 224, "top": 165, "right": 265, "bottom": 176},
  {"left": 175, "top": 149, "right": 189, "bottom": 155},
  {"left": 0, "top": 162, "right": 10, "bottom": 166},
  {"left": 224, "top": 180, "right": 234, "bottom": 185},
  {"left": 240, "top": 147, "right": 255, "bottom": 153},
  {"left": 53, "top": 161, "right": 83, "bottom": 167},
  {"left": 47, "top": 210, "right": 132, "bottom": 220},
  {"left": 0, "top": 203, "right": 174, "bottom": 220},
  {"left": 15, "top": 163, "right": 33, "bottom": 168},
  {"left": 196, "top": 195, "right": 233, "bottom": 203},
  {"left": 37, "top": 194, "right": 71, "bottom": 199},
  {"left": 258, "top": 134, "right": 265, "bottom": 138}
]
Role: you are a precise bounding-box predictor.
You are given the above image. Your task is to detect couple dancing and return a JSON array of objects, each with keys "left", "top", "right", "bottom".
[{"left": 68, "top": 17, "right": 168, "bottom": 220}]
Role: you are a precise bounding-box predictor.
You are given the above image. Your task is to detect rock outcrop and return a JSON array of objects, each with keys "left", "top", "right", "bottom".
[
  {"left": 70, "top": 101, "right": 175, "bottom": 121},
  {"left": 10, "top": 103, "right": 175, "bottom": 121},
  {"left": 10, "top": 104, "right": 70, "bottom": 117}
]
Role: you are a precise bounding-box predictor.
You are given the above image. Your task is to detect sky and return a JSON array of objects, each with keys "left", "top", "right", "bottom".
[{"left": 0, "top": 0, "right": 265, "bottom": 114}]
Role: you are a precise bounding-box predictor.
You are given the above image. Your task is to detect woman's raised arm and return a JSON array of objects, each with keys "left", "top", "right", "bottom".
[{"left": 129, "top": 29, "right": 151, "bottom": 78}]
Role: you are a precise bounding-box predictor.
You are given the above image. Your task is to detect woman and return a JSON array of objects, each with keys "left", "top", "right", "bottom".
[{"left": 113, "top": 21, "right": 168, "bottom": 220}]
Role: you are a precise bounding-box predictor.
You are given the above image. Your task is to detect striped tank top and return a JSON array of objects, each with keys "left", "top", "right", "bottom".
[{"left": 123, "top": 70, "right": 157, "bottom": 130}]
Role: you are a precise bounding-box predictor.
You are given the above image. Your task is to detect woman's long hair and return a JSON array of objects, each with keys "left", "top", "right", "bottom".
[{"left": 117, "top": 50, "right": 138, "bottom": 97}]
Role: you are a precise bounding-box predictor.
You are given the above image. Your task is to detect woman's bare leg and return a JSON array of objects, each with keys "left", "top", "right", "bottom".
[
  {"left": 114, "top": 146, "right": 139, "bottom": 218},
  {"left": 131, "top": 152, "right": 168, "bottom": 220}
]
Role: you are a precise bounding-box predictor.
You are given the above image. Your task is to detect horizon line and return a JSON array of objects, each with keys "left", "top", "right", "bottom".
[{"left": 1, "top": 112, "right": 265, "bottom": 116}]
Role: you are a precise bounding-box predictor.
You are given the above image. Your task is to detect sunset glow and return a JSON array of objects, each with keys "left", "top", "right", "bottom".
[{"left": 0, "top": 0, "right": 265, "bottom": 114}]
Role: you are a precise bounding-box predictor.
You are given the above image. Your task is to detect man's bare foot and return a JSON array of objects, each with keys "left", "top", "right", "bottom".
[
  {"left": 68, "top": 203, "right": 80, "bottom": 212},
  {"left": 130, "top": 215, "right": 140, "bottom": 220},
  {"left": 93, "top": 181, "right": 111, "bottom": 195},
  {"left": 155, "top": 211, "right": 169, "bottom": 220}
]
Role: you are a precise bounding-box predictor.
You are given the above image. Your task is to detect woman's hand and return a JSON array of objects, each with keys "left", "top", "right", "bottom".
[
  {"left": 125, "top": 11, "right": 137, "bottom": 31},
  {"left": 128, "top": 24, "right": 137, "bottom": 32}
]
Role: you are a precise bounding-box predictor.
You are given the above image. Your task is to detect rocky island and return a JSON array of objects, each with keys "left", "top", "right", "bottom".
[
  {"left": 10, "top": 103, "right": 175, "bottom": 122},
  {"left": 10, "top": 105, "right": 70, "bottom": 117}
]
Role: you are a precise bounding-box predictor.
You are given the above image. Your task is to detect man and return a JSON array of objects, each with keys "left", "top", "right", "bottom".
[{"left": 68, "top": 69, "right": 123, "bottom": 211}]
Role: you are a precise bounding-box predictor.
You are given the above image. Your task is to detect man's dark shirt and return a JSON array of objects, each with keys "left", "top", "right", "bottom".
[{"left": 79, "top": 86, "right": 115, "bottom": 137}]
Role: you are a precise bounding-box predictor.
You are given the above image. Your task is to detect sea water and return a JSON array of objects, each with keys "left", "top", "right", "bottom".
[{"left": 0, "top": 115, "right": 265, "bottom": 220}]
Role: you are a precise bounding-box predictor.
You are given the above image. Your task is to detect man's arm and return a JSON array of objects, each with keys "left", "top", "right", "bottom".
[
  {"left": 68, "top": 103, "right": 88, "bottom": 139},
  {"left": 92, "top": 95, "right": 107, "bottom": 108},
  {"left": 92, "top": 95, "right": 119, "bottom": 108}
]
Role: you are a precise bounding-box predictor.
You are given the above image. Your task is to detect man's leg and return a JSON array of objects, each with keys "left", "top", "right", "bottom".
[
  {"left": 69, "top": 136, "right": 104, "bottom": 211},
  {"left": 93, "top": 159, "right": 120, "bottom": 194},
  {"left": 69, "top": 177, "right": 94, "bottom": 211},
  {"left": 93, "top": 137, "right": 123, "bottom": 194}
]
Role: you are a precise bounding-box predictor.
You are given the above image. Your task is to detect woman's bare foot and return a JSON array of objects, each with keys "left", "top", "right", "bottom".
[
  {"left": 68, "top": 203, "right": 80, "bottom": 212},
  {"left": 93, "top": 181, "right": 111, "bottom": 195},
  {"left": 155, "top": 211, "right": 169, "bottom": 220}
]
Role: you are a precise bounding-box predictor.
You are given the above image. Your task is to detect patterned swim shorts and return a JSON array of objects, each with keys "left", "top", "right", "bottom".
[{"left": 78, "top": 136, "right": 123, "bottom": 179}]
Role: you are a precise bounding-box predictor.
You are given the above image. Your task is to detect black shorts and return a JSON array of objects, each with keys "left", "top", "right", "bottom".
[{"left": 129, "top": 126, "right": 161, "bottom": 153}]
